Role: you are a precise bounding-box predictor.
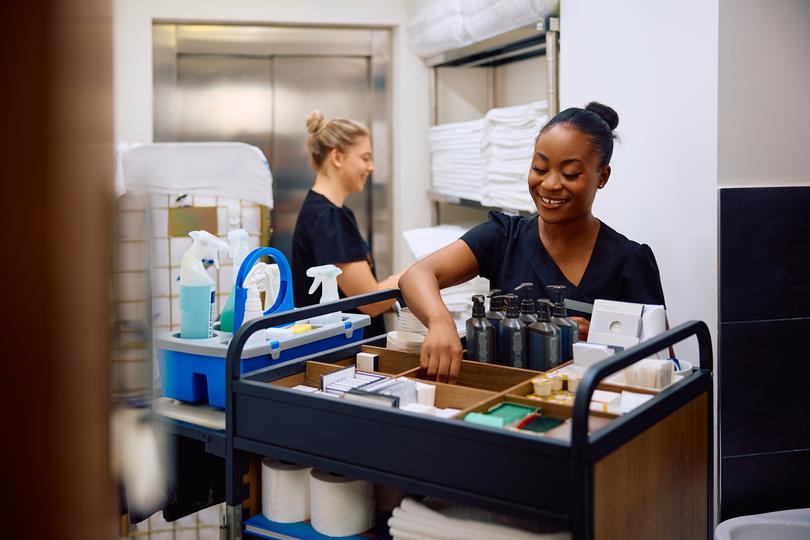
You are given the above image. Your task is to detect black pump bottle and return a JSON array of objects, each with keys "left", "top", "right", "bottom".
[
  {"left": 486, "top": 290, "right": 506, "bottom": 333},
  {"left": 465, "top": 295, "right": 497, "bottom": 364},
  {"left": 515, "top": 282, "right": 538, "bottom": 325},
  {"left": 528, "top": 300, "right": 562, "bottom": 371},
  {"left": 547, "top": 284, "right": 579, "bottom": 362},
  {"left": 498, "top": 294, "right": 527, "bottom": 368}
]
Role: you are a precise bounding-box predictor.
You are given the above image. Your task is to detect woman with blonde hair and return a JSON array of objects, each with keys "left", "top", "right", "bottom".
[{"left": 292, "top": 111, "right": 405, "bottom": 335}]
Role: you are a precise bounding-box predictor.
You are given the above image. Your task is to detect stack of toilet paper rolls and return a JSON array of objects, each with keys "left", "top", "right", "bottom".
[{"left": 261, "top": 458, "right": 375, "bottom": 536}]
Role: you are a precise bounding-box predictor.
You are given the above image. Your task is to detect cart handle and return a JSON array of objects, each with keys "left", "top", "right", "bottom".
[{"left": 570, "top": 319, "right": 713, "bottom": 455}]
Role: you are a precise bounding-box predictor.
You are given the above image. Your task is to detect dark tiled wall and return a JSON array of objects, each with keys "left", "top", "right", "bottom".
[{"left": 719, "top": 187, "right": 810, "bottom": 520}]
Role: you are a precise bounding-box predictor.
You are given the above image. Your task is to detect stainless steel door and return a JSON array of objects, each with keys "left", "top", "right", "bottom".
[
  {"left": 271, "top": 56, "right": 370, "bottom": 260},
  {"left": 152, "top": 24, "right": 392, "bottom": 275}
]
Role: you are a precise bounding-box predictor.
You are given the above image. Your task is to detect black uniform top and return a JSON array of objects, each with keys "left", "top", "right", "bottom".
[
  {"left": 460, "top": 211, "right": 666, "bottom": 309},
  {"left": 291, "top": 190, "right": 385, "bottom": 336}
]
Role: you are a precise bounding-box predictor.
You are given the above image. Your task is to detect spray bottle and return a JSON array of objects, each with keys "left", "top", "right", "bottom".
[
  {"left": 498, "top": 294, "right": 527, "bottom": 368},
  {"left": 179, "top": 230, "right": 228, "bottom": 339},
  {"left": 515, "top": 282, "right": 538, "bottom": 325},
  {"left": 219, "top": 229, "right": 251, "bottom": 333},
  {"left": 528, "top": 300, "right": 561, "bottom": 371},
  {"left": 307, "top": 264, "right": 344, "bottom": 325},
  {"left": 465, "top": 295, "right": 497, "bottom": 363},
  {"left": 547, "top": 284, "right": 579, "bottom": 362}
]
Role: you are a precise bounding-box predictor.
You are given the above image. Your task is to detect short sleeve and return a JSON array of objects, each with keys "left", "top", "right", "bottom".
[
  {"left": 311, "top": 208, "right": 369, "bottom": 265},
  {"left": 620, "top": 244, "right": 666, "bottom": 306},
  {"left": 459, "top": 211, "right": 511, "bottom": 281}
]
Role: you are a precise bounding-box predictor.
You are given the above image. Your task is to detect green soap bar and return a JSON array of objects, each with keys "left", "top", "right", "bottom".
[
  {"left": 486, "top": 403, "right": 536, "bottom": 424},
  {"left": 520, "top": 415, "right": 564, "bottom": 433},
  {"left": 464, "top": 412, "right": 505, "bottom": 428}
]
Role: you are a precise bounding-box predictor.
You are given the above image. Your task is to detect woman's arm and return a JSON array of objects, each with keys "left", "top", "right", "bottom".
[
  {"left": 398, "top": 240, "right": 480, "bottom": 383},
  {"left": 335, "top": 261, "right": 407, "bottom": 317}
]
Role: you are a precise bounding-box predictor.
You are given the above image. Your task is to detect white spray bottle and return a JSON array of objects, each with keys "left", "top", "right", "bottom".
[
  {"left": 220, "top": 229, "right": 250, "bottom": 333},
  {"left": 306, "top": 264, "right": 344, "bottom": 325},
  {"left": 179, "top": 230, "right": 228, "bottom": 339}
]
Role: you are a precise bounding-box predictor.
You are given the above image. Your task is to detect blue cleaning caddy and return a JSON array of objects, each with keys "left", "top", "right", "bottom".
[{"left": 157, "top": 247, "right": 370, "bottom": 408}]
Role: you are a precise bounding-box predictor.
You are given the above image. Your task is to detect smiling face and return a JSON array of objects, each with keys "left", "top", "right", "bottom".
[
  {"left": 528, "top": 124, "right": 610, "bottom": 225},
  {"left": 335, "top": 135, "right": 374, "bottom": 193}
]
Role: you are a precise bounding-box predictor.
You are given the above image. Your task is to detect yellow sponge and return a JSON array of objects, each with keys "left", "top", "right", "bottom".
[{"left": 290, "top": 323, "right": 313, "bottom": 335}]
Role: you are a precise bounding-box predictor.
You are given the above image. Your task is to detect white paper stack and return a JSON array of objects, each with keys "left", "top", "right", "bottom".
[
  {"left": 481, "top": 101, "right": 548, "bottom": 212},
  {"left": 429, "top": 118, "right": 487, "bottom": 200}
]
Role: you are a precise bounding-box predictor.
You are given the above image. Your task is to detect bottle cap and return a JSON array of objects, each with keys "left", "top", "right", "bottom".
[
  {"left": 489, "top": 293, "right": 505, "bottom": 312},
  {"left": 471, "top": 295, "right": 485, "bottom": 317},
  {"left": 504, "top": 294, "right": 520, "bottom": 318},
  {"left": 536, "top": 299, "right": 552, "bottom": 321}
]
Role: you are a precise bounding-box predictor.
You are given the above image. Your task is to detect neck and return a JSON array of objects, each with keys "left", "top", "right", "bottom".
[
  {"left": 312, "top": 172, "right": 348, "bottom": 207},
  {"left": 538, "top": 212, "right": 600, "bottom": 246}
]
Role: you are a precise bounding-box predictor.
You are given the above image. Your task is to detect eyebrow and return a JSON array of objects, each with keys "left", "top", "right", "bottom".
[{"left": 534, "top": 152, "right": 584, "bottom": 166}]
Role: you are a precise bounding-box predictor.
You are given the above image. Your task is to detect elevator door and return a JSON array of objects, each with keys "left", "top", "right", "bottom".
[
  {"left": 271, "top": 56, "right": 371, "bottom": 260},
  {"left": 165, "top": 54, "right": 372, "bottom": 262}
]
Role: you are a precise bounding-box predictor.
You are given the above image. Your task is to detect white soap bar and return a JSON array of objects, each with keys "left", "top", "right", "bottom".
[
  {"left": 591, "top": 389, "right": 620, "bottom": 405},
  {"left": 401, "top": 403, "right": 436, "bottom": 415},
  {"left": 356, "top": 352, "right": 379, "bottom": 372},
  {"left": 433, "top": 408, "right": 460, "bottom": 419},
  {"left": 415, "top": 382, "right": 436, "bottom": 406},
  {"left": 573, "top": 342, "right": 613, "bottom": 367},
  {"left": 292, "top": 385, "right": 318, "bottom": 393}
]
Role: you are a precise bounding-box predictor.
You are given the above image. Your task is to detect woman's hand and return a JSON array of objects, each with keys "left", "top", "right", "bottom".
[
  {"left": 570, "top": 316, "right": 590, "bottom": 341},
  {"left": 420, "top": 315, "right": 463, "bottom": 384}
]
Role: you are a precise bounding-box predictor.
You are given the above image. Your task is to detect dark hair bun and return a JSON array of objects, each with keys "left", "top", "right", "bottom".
[{"left": 585, "top": 101, "right": 619, "bottom": 131}]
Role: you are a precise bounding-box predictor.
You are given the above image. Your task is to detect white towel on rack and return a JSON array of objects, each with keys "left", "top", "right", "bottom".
[{"left": 429, "top": 118, "right": 487, "bottom": 201}]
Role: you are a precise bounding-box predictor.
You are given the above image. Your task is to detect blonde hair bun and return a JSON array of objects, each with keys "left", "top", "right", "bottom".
[{"left": 306, "top": 110, "right": 326, "bottom": 134}]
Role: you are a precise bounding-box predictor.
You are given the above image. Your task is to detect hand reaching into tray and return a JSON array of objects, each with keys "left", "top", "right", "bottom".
[{"left": 420, "top": 315, "right": 463, "bottom": 384}]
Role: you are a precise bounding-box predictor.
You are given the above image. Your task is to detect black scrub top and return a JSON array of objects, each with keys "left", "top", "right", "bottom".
[
  {"left": 291, "top": 190, "right": 386, "bottom": 336},
  {"left": 460, "top": 212, "right": 665, "bottom": 310}
]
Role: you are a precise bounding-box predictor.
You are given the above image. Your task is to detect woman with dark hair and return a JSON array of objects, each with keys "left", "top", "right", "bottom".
[{"left": 399, "top": 102, "right": 665, "bottom": 382}]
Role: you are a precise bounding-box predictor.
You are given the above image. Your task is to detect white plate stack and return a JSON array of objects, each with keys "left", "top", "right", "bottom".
[{"left": 386, "top": 331, "right": 426, "bottom": 354}]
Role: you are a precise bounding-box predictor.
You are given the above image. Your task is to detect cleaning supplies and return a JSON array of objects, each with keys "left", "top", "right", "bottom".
[
  {"left": 547, "top": 285, "right": 579, "bottom": 362},
  {"left": 306, "top": 264, "right": 343, "bottom": 325},
  {"left": 527, "top": 299, "right": 561, "bottom": 371},
  {"left": 498, "top": 294, "right": 527, "bottom": 368},
  {"left": 514, "top": 283, "right": 537, "bottom": 325},
  {"left": 219, "top": 228, "right": 251, "bottom": 333},
  {"left": 465, "top": 295, "right": 496, "bottom": 363},
  {"left": 486, "top": 290, "right": 506, "bottom": 333},
  {"left": 179, "top": 230, "right": 229, "bottom": 339}
]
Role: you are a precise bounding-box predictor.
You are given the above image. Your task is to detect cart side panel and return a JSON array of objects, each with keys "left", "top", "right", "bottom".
[
  {"left": 234, "top": 392, "right": 573, "bottom": 516},
  {"left": 593, "top": 392, "right": 709, "bottom": 540}
]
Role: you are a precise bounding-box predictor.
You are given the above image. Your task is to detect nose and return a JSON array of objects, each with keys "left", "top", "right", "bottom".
[
  {"left": 368, "top": 160, "right": 375, "bottom": 173},
  {"left": 540, "top": 171, "right": 562, "bottom": 191}
]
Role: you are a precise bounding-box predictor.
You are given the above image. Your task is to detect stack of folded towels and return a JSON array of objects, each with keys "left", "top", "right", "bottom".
[
  {"left": 388, "top": 497, "right": 571, "bottom": 540},
  {"left": 481, "top": 101, "right": 548, "bottom": 212},
  {"left": 428, "top": 118, "right": 488, "bottom": 200}
]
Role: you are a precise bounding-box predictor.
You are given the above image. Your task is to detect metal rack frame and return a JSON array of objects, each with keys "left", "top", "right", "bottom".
[
  {"left": 224, "top": 290, "right": 714, "bottom": 539},
  {"left": 428, "top": 17, "right": 560, "bottom": 223}
]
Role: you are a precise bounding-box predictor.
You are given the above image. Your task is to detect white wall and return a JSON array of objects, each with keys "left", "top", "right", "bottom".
[
  {"left": 560, "top": 0, "right": 719, "bottom": 361},
  {"left": 718, "top": 0, "right": 810, "bottom": 187},
  {"left": 113, "top": 0, "right": 431, "bottom": 271}
]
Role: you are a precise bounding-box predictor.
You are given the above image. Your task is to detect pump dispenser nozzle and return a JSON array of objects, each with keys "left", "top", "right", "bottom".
[
  {"left": 307, "top": 264, "right": 344, "bottom": 325},
  {"left": 515, "top": 283, "right": 537, "bottom": 324},
  {"left": 471, "top": 295, "right": 486, "bottom": 318}
]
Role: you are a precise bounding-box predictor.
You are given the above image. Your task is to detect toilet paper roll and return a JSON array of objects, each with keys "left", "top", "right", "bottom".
[
  {"left": 261, "top": 459, "right": 311, "bottom": 523},
  {"left": 310, "top": 470, "right": 375, "bottom": 536}
]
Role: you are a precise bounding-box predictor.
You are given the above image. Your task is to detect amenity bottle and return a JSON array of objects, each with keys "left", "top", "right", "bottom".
[
  {"left": 547, "top": 285, "right": 579, "bottom": 362},
  {"left": 528, "top": 300, "right": 561, "bottom": 371},
  {"left": 498, "top": 294, "right": 527, "bottom": 368},
  {"left": 465, "top": 295, "right": 497, "bottom": 364}
]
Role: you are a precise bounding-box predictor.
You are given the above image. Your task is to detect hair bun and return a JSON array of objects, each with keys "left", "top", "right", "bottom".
[
  {"left": 585, "top": 102, "right": 619, "bottom": 131},
  {"left": 306, "top": 110, "right": 326, "bottom": 134}
]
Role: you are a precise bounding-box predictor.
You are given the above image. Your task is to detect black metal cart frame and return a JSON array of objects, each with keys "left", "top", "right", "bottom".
[{"left": 224, "top": 290, "right": 714, "bottom": 540}]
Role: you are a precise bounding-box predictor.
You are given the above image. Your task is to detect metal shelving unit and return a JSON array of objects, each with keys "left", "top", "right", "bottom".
[{"left": 428, "top": 17, "right": 559, "bottom": 225}]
